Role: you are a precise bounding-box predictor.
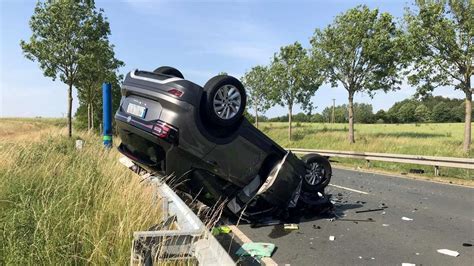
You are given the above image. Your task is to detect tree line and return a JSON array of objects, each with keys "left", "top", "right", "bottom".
[
  {"left": 255, "top": 95, "right": 471, "bottom": 124},
  {"left": 242, "top": 0, "right": 472, "bottom": 152}
]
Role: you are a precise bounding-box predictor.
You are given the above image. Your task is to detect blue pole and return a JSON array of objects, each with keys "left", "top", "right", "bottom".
[{"left": 102, "top": 82, "right": 112, "bottom": 148}]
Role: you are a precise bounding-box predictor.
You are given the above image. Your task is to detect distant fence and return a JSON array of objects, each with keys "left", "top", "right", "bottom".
[{"left": 287, "top": 148, "right": 474, "bottom": 176}]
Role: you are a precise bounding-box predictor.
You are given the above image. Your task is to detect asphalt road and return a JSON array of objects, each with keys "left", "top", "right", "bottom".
[{"left": 237, "top": 168, "right": 474, "bottom": 265}]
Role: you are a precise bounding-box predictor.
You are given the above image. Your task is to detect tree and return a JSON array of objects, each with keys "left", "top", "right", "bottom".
[
  {"left": 322, "top": 105, "right": 346, "bottom": 123},
  {"left": 267, "top": 42, "right": 323, "bottom": 141},
  {"left": 398, "top": 101, "right": 418, "bottom": 123},
  {"left": 405, "top": 0, "right": 473, "bottom": 152},
  {"left": 76, "top": 38, "right": 123, "bottom": 131},
  {"left": 375, "top": 109, "right": 387, "bottom": 123},
  {"left": 354, "top": 103, "right": 375, "bottom": 123},
  {"left": 241, "top": 66, "right": 271, "bottom": 128},
  {"left": 311, "top": 5, "right": 404, "bottom": 143},
  {"left": 432, "top": 102, "right": 452, "bottom": 122},
  {"left": 414, "top": 104, "right": 431, "bottom": 122},
  {"left": 21, "top": 0, "right": 110, "bottom": 137}
]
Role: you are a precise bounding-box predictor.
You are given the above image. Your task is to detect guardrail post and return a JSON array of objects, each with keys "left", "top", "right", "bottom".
[{"left": 434, "top": 166, "right": 440, "bottom": 176}]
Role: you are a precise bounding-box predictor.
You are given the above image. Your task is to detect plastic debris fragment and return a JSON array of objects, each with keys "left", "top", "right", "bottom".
[
  {"left": 211, "top": 225, "right": 232, "bottom": 236},
  {"left": 402, "top": 263, "right": 416, "bottom": 266},
  {"left": 437, "top": 249, "right": 459, "bottom": 257},
  {"left": 329, "top": 236, "right": 335, "bottom": 241},
  {"left": 236, "top": 242, "right": 276, "bottom": 258},
  {"left": 402, "top": 217, "right": 413, "bottom": 221},
  {"left": 284, "top": 224, "right": 299, "bottom": 230},
  {"left": 355, "top": 208, "right": 385, "bottom": 213}
]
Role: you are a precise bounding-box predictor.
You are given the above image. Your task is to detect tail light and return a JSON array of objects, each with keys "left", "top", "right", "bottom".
[
  {"left": 167, "top": 88, "right": 184, "bottom": 97},
  {"left": 152, "top": 121, "right": 178, "bottom": 143}
]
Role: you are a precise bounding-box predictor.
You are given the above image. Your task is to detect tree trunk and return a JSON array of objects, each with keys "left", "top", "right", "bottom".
[
  {"left": 463, "top": 89, "right": 472, "bottom": 153},
  {"left": 348, "top": 92, "right": 355, "bottom": 143},
  {"left": 254, "top": 103, "right": 259, "bottom": 128},
  {"left": 67, "top": 82, "right": 73, "bottom": 137},
  {"left": 87, "top": 103, "right": 91, "bottom": 131},
  {"left": 288, "top": 104, "right": 293, "bottom": 142},
  {"left": 91, "top": 104, "right": 94, "bottom": 130}
]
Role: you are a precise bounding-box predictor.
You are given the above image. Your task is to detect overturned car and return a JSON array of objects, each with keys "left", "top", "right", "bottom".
[{"left": 115, "top": 67, "right": 332, "bottom": 223}]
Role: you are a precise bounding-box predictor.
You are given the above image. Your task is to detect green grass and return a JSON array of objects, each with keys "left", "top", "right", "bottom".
[
  {"left": 260, "top": 122, "right": 473, "bottom": 180},
  {"left": 0, "top": 120, "right": 162, "bottom": 265}
]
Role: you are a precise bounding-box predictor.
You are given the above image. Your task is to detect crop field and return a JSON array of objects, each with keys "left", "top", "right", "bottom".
[
  {"left": 0, "top": 118, "right": 162, "bottom": 265},
  {"left": 260, "top": 122, "right": 473, "bottom": 180}
]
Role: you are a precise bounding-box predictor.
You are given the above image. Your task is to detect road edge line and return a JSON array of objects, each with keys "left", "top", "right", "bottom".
[{"left": 328, "top": 184, "right": 369, "bottom": 194}]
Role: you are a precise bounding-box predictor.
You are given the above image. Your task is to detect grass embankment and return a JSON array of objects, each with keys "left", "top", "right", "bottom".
[
  {"left": 260, "top": 122, "right": 473, "bottom": 180},
  {"left": 0, "top": 119, "right": 161, "bottom": 265}
]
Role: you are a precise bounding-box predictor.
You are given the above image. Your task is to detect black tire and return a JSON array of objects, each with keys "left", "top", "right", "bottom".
[
  {"left": 153, "top": 66, "right": 184, "bottom": 79},
  {"left": 203, "top": 75, "right": 247, "bottom": 127},
  {"left": 301, "top": 153, "right": 332, "bottom": 192}
]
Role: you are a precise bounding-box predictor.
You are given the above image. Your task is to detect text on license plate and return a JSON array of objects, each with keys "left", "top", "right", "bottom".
[{"left": 126, "top": 103, "right": 147, "bottom": 118}]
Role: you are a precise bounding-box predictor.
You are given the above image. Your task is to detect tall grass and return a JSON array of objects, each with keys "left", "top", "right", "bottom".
[{"left": 0, "top": 133, "right": 161, "bottom": 265}]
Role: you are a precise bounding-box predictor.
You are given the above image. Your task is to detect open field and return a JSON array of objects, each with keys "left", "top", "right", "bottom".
[
  {"left": 0, "top": 118, "right": 162, "bottom": 264},
  {"left": 260, "top": 122, "right": 473, "bottom": 180}
]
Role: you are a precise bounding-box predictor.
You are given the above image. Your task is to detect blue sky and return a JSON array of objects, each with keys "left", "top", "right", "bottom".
[{"left": 0, "top": 0, "right": 464, "bottom": 118}]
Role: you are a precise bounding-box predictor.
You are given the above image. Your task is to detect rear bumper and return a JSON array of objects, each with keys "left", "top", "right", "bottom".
[{"left": 115, "top": 116, "right": 173, "bottom": 170}]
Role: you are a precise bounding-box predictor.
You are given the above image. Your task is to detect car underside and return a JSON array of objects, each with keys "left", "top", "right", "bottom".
[{"left": 115, "top": 67, "right": 333, "bottom": 223}]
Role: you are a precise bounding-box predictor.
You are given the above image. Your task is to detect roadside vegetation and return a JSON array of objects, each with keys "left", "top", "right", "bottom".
[
  {"left": 261, "top": 122, "right": 473, "bottom": 180},
  {"left": 0, "top": 119, "right": 161, "bottom": 265}
]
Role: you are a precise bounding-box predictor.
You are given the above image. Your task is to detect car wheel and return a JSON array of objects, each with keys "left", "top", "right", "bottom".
[
  {"left": 153, "top": 66, "right": 184, "bottom": 79},
  {"left": 203, "top": 75, "right": 247, "bottom": 127},
  {"left": 301, "top": 153, "right": 332, "bottom": 192}
]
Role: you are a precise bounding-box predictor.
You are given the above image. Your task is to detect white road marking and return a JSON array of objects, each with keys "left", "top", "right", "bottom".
[{"left": 329, "top": 184, "right": 369, "bottom": 195}]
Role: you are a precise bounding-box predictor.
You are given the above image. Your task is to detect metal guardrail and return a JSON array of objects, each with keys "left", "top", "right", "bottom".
[
  {"left": 288, "top": 148, "right": 474, "bottom": 175},
  {"left": 119, "top": 157, "right": 234, "bottom": 266}
]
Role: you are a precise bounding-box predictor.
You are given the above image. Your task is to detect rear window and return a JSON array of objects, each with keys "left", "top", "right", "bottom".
[{"left": 135, "top": 70, "right": 170, "bottom": 81}]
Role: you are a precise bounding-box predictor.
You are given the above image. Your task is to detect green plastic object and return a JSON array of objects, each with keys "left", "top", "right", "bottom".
[
  {"left": 211, "top": 225, "right": 232, "bottom": 236},
  {"left": 236, "top": 242, "right": 276, "bottom": 258}
]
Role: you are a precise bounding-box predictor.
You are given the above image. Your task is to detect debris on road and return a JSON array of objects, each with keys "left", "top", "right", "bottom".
[
  {"left": 355, "top": 208, "right": 385, "bottom": 213},
  {"left": 402, "top": 263, "right": 416, "bottom": 266},
  {"left": 336, "top": 218, "right": 375, "bottom": 222},
  {"left": 437, "top": 249, "right": 460, "bottom": 257},
  {"left": 236, "top": 243, "right": 276, "bottom": 259},
  {"left": 402, "top": 217, "right": 414, "bottom": 221},
  {"left": 382, "top": 224, "right": 390, "bottom": 227},
  {"left": 462, "top": 243, "right": 472, "bottom": 247},
  {"left": 313, "top": 225, "right": 321, "bottom": 229},
  {"left": 211, "top": 225, "right": 232, "bottom": 236},
  {"left": 329, "top": 236, "right": 335, "bottom": 241},
  {"left": 284, "top": 224, "right": 299, "bottom": 230}
]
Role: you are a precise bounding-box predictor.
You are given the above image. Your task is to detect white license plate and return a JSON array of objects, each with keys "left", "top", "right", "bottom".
[{"left": 126, "top": 103, "right": 147, "bottom": 118}]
